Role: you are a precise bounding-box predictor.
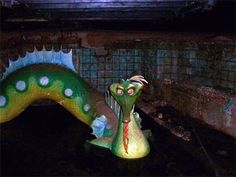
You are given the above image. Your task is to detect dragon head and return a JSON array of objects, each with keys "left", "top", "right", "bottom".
[{"left": 109, "top": 75, "right": 148, "bottom": 123}]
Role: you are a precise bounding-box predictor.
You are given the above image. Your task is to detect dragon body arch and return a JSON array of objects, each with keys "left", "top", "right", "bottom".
[{"left": 0, "top": 48, "right": 151, "bottom": 159}]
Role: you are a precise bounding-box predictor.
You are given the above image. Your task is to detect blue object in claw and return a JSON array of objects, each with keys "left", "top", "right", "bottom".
[{"left": 91, "top": 115, "right": 108, "bottom": 138}]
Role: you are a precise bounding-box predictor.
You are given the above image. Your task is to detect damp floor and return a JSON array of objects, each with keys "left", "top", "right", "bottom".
[{"left": 1, "top": 104, "right": 235, "bottom": 176}]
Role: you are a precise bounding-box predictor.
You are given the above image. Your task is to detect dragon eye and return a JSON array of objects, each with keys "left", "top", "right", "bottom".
[
  {"left": 117, "top": 88, "right": 124, "bottom": 95},
  {"left": 127, "top": 88, "right": 134, "bottom": 95}
]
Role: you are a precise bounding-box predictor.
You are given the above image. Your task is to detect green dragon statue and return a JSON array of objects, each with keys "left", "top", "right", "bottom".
[{"left": 0, "top": 48, "right": 151, "bottom": 159}]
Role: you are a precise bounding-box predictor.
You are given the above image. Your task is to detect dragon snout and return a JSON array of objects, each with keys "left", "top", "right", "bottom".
[{"left": 122, "top": 110, "right": 131, "bottom": 123}]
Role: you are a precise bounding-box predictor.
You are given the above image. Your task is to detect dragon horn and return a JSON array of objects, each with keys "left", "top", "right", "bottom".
[{"left": 128, "top": 75, "right": 148, "bottom": 85}]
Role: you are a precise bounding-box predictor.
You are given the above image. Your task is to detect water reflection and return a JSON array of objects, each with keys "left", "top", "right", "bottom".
[{"left": 1, "top": 104, "right": 234, "bottom": 176}]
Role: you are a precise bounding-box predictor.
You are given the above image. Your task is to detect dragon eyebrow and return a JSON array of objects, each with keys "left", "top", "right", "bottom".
[
  {"left": 117, "top": 85, "right": 124, "bottom": 90},
  {"left": 127, "top": 84, "right": 135, "bottom": 90}
]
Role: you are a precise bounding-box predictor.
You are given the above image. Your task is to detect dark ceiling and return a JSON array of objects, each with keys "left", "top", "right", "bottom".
[{"left": 0, "top": 0, "right": 235, "bottom": 33}]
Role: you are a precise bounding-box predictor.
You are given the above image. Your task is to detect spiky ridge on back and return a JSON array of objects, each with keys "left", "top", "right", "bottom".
[
  {"left": 0, "top": 47, "right": 96, "bottom": 125},
  {"left": 1, "top": 47, "right": 75, "bottom": 81}
]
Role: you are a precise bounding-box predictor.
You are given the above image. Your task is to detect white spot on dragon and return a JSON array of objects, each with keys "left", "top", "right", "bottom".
[
  {"left": 84, "top": 103, "right": 91, "bottom": 112},
  {"left": 16, "top": 80, "right": 26, "bottom": 91},
  {"left": 64, "top": 88, "right": 73, "bottom": 97},
  {"left": 0, "top": 96, "right": 6, "bottom": 107},
  {"left": 39, "top": 76, "right": 49, "bottom": 86}
]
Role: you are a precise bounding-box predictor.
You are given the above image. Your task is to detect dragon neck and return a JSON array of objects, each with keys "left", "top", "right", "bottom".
[{"left": 111, "top": 107, "right": 150, "bottom": 159}]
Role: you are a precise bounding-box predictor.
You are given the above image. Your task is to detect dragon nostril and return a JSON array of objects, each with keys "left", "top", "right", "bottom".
[{"left": 123, "top": 119, "right": 130, "bottom": 123}]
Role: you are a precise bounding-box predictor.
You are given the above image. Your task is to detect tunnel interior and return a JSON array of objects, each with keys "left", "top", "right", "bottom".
[{"left": 0, "top": 0, "right": 235, "bottom": 176}]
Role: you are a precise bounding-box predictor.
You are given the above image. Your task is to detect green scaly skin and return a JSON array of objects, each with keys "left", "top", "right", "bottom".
[
  {"left": 0, "top": 64, "right": 94, "bottom": 125},
  {"left": 111, "top": 110, "right": 150, "bottom": 159},
  {"left": 109, "top": 79, "right": 150, "bottom": 159},
  {"left": 0, "top": 63, "right": 150, "bottom": 159}
]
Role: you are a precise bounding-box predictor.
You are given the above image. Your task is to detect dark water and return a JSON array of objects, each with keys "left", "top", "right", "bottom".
[{"left": 1, "top": 104, "right": 235, "bottom": 176}]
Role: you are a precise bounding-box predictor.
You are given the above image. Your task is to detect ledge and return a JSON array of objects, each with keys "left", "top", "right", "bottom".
[{"left": 138, "top": 80, "right": 236, "bottom": 138}]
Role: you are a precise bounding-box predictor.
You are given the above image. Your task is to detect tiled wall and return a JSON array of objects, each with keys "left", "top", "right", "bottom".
[
  {"left": 142, "top": 45, "right": 236, "bottom": 92},
  {"left": 1, "top": 42, "right": 235, "bottom": 93},
  {"left": 73, "top": 48, "right": 142, "bottom": 92},
  {"left": 142, "top": 49, "right": 178, "bottom": 80}
]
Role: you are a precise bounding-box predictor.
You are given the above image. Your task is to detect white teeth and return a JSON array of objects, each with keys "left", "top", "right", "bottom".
[
  {"left": 114, "top": 101, "right": 121, "bottom": 118},
  {"left": 111, "top": 96, "right": 114, "bottom": 109},
  {"left": 105, "top": 90, "right": 120, "bottom": 119}
]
